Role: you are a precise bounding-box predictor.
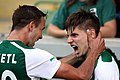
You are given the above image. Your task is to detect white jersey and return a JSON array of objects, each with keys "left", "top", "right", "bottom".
[{"left": 93, "top": 50, "right": 119, "bottom": 80}]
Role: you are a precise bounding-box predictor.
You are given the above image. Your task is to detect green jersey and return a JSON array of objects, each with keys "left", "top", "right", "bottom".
[
  {"left": 0, "top": 40, "right": 61, "bottom": 80},
  {"left": 91, "top": 50, "right": 119, "bottom": 80}
]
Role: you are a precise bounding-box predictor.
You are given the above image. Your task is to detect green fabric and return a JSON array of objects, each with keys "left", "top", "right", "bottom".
[
  {"left": 101, "top": 50, "right": 112, "bottom": 62},
  {"left": 94, "top": 50, "right": 112, "bottom": 69},
  {"left": 91, "top": 50, "right": 112, "bottom": 80},
  {"left": 0, "top": 40, "right": 31, "bottom": 80},
  {"left": 51, "top": 0, "right": 116, "bottom": 29}
]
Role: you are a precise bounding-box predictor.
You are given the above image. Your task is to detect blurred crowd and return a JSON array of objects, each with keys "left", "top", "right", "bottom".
[
  {"left": 0, "top": 0, "right": 120, "bottom": 39},
  {"left": 47, "top": 0, "right": 120, "bottom": 38}
]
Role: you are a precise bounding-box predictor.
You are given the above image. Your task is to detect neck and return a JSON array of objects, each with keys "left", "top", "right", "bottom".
[{"left": 6, "top": 30, "right": 28, "bottom": 45}]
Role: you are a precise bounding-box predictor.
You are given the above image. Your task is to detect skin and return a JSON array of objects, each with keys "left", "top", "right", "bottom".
[
  {"left": 100, "top": 19, "right": 116, "bottom": 38},
  {"left": 27, "top": 17, "right": 45, "bottom": 47},
  {"left": 6, "top": 17, "right": 105, "bottom": 80},
  {"left": 47, "top": 24, "right": 67, "bottom": 38},
  {"left": 67, "top": 27, "right": 89, "bottom": 56},
  {"left": 7, "top": 17, "right": 45, "bottom": 47},
  {"left": 67, "top": 26, "right": 98, "bottom": 58}
]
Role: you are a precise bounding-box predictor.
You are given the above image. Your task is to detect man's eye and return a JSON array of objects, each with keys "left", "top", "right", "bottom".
[{"left": 71, "top": 34, "right": 77, "bottom": 37}]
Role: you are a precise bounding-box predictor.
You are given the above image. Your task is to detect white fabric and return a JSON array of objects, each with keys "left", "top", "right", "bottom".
[
  {"left": 94, "top": 56, "right": 119, "bottom": 80},
  {"left": 11, "top": 42, "right": 61, "bottom": 79}
]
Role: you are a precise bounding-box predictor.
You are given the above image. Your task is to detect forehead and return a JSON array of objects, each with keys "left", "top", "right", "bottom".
[
  {"left": 67, "top": 28, "right": 86, "bottom": 37},
  {"left": 67, "top": 27, "right": 84, "bottom": 33},
  {"left": 73, "top": 27, "right": 86, "bottom": 34}
]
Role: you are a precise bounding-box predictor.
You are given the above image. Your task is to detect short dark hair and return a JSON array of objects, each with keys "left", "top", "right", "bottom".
[
  {"left": 65, "top": 9, "right": 100, "bottom": 36},
  {"left": 11, "top": 5, "right": 47, "bottom": 31}
]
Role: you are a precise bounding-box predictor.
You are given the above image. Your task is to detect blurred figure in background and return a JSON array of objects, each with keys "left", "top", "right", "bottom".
[{"left": 47, "top": 0, "right": 116, "bottom": 38}]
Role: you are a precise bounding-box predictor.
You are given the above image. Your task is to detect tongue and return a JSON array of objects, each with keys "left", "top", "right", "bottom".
[{"left": 74, "top": 49, "right": 79, "bottom": 55}]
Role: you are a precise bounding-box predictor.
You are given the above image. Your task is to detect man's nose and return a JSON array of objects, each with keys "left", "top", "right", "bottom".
[{"left": 67, "top": 36, "right": 73, "bottom": 44}]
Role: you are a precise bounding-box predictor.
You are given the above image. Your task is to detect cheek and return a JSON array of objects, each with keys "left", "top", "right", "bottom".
[
  {"left": 39, "top": 31, "right": 42, "bottom": 37},
  {"left": 36, "top": 30, "right": 42, "bottom": 38},
  {"left": 32, "top": 31, "right": 39, "bottom": 40},
  {"left": 77, "top": 37, "right": 86, "bottom": 45},
  {"left": 77, "top": 36, "right": 88, "bottom": 50}
]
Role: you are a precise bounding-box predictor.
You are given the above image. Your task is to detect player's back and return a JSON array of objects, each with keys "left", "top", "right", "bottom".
[{"left": 0, "top": 40, "right": 31, "bottom": 80}]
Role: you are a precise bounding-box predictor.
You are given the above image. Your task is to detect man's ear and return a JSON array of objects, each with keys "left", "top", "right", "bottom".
[
  {"left": 28, "top": 21, "right": 35, "bottom": 32},
  {"left": 87, "top": 29, "right": 96, "bottom": 39}
]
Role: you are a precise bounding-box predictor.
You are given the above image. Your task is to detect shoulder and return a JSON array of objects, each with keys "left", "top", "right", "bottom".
[
  {"left": 59, "top": 0, "right": 67, "bottom": 9},
  {"left": 94, "top": 50, "right": 114, "bottom": 68},
  {"left": 24, "top": 48, "right": 55, "bottom": 60},
  {"left": 100, "top": 50, "right": 112, "bottom": 62}
]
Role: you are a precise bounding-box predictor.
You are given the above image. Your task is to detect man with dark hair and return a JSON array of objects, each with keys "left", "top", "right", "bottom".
[
  {"left": 0, "top": 5, "right": 105, "bottom": 80},
  {"left": 65, "top": 9, "right": 119, "bottom": 80}
]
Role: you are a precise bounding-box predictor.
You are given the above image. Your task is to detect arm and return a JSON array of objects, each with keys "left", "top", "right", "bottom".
[
  {"left": 54, "top": 32, "right": 105, "bottom": 80},
  {"left": 59, "top": 53, "right": 85, "bottom": 66},
  {"left": 101, "top": 0, "right": 116, "bottom": 38},
  {"left": 47, "top": 24, "right": 67, "bottom": 38},
  {"left": 47, "top": 1, "right": 68, "bottom": 38},
  {"left": 100, "top": 19, "right": 116, "bottom": 38}
]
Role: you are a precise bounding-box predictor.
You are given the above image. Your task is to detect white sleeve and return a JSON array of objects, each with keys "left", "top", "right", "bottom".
[
  {"left": 24, "top": 48, "right": 61, "bottom": 79},
  {"left": 94, "top": 57, "right": 119, "bottom": 80}
]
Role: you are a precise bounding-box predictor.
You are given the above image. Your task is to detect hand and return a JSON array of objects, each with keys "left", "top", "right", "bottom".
[
  {"left": 64, "top": 29, "right": 67, "bottom": 37},
  {"left": 87, "top": 30, "right": 105, "bottom": 59}
]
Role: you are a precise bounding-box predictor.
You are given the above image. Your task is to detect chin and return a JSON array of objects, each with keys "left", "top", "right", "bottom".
[{"left": 28, "top": 43, "right": 34, "bottom": 47}]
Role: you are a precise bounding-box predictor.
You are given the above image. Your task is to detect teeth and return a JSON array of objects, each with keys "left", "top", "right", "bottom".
[
  {"left": 72, "top": 45, "right": 76, "bottom": 48},
  {"left": 71, "top": 45, "right": 79, "bottom": 54}
]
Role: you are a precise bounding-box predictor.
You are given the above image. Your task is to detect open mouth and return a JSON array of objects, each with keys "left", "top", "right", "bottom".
[{"left": 71, "top": 45, "right": 79, "bottom": 54}]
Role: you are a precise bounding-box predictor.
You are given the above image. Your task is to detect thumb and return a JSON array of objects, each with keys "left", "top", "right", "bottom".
[{"left": 87, "top": 29, "right": 92, "bottom": 41}]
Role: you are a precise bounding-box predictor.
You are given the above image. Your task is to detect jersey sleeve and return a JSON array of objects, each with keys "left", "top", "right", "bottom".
[
  {"left": 24, "top": 48, "right": 61, "bottom": 79},
  {"left": 94, "top": 56, "right": 119, "bottom": 80},
  {"left": 51, "top": 1, "right": 68, "bottom": 30}
]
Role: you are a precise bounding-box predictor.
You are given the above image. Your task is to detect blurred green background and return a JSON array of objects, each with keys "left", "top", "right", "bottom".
[{"left": 0, "top": 0, "right": 63, "bottom": 35}]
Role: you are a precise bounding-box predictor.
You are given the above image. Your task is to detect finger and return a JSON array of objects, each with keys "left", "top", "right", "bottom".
[
  {"left": 97, "top": 32, "right": 106, "bottom": 52},
  {"left": 96, "top": 31, "right": 102, "bottom": 39}
]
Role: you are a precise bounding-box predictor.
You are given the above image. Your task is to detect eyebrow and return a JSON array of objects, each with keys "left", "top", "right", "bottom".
[{"left": 71, "top": 33, "right": 78, "bottom": 36}]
